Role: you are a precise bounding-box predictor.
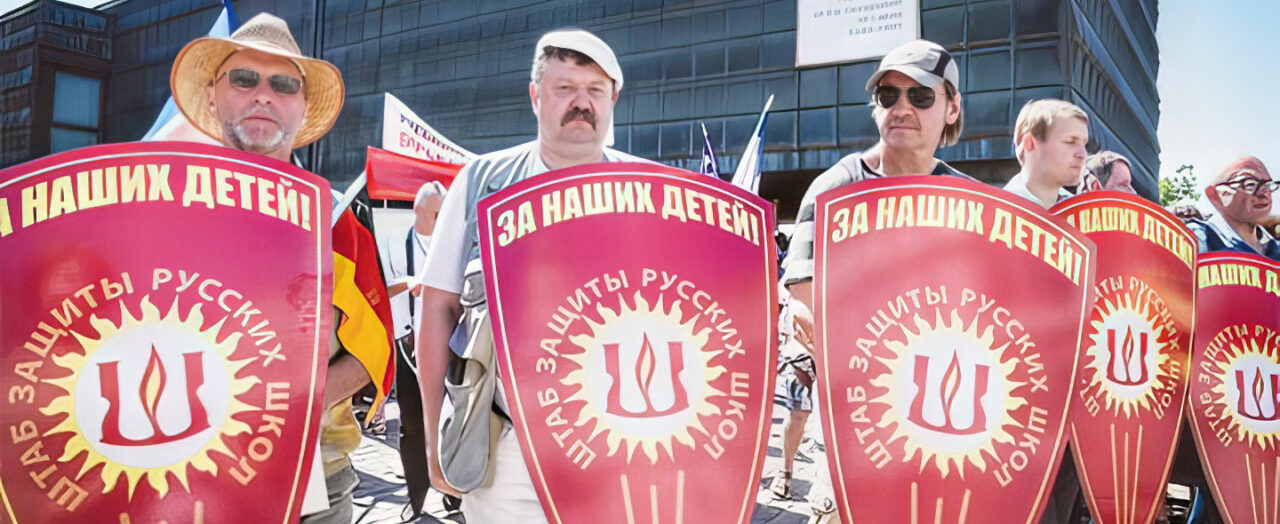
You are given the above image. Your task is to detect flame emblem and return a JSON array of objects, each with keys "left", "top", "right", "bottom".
[
  {"left": 871, "top": 309, "right": 1027, "bottom": 477},
  {"left": 563, "top": 291, "right": 724, "bottom": 463},
  {"left": 907, "top": 350, "right": 989, "bottom": 435},
  {"left": 1106, "top": 327, "right": 1151, "bottom": 386},
  {"left": 603, "top": 334, "right": 689, "bottom": 418},
  {"left": 41, "top": 297, "right": 258, "bottom": 498},
  {"left": 1234, "top": 367, "right": 1280, "bottom": 422}
]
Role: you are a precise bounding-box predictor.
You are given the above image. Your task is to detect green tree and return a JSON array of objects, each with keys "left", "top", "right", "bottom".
[{"left": 1160, "top": 164, "right": 1199, "bottom": 206}]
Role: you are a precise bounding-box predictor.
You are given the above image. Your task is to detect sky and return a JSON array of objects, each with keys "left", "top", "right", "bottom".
[
  {"left": 1155, "top": 0, "right": 1277, "bottom": 202},
  {"left": 0, "top": 0, "right": 1273, "bottom": 192}
]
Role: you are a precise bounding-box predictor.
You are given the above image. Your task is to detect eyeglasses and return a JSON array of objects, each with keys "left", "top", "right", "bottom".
[
  {"left": 873, "top": 85, "right": 937, "bottom": 110},
  {"left": 217, "top": 68, "right": 302, "bottom": 96},
  {"left": 1217, "top": 177, "right": 1280, "bottom": 195}
]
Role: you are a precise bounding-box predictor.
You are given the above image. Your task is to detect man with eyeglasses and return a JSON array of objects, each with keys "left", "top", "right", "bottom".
[
  {"left": 1002, "top": 99, "right": 1091, "bottom": 208},
  {"left": 782, "top": 39, "right": 968, "bottom": 320},
  {"left": 170, "top": 14, "right": 368, "bottom": 523},
  {"left": 1186, "top": 156, "right": 1280, "bottom": 260}
]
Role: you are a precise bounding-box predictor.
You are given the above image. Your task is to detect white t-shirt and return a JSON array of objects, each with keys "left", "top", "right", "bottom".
[
  {"left": 1002, "top": 171, "right": 1072, "bottom": 209},
  {"left": 383, "top": 228, "right": 430, "bottom": 338}
]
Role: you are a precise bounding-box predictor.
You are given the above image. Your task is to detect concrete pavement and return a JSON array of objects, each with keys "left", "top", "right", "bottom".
[{"left": 349, "top": 398, "right": 834, "bottom": 523}]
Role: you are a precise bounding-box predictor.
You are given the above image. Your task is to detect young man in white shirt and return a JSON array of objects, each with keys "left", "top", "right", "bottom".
[{"left": 1002, "top": 99, "right": 1090, "bottom": 209}]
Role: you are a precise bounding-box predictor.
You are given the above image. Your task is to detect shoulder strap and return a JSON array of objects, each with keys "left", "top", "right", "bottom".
[{"left": 406, "top": 229, "right": 416, "bottom": 318}]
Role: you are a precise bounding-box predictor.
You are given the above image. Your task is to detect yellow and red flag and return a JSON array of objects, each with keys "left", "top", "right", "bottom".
[{"left": 332, "top": 206, "right": 396, "bottom": 423}]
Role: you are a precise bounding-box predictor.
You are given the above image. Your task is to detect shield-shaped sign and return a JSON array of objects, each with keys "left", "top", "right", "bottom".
[
  {"left": 0, "top": 142, "right": 332, "bottom": 523},
  {"left": 478, "top": 163, "right": 777, "bottom": 523},
  {"left": 1186, "top": 252, "right": 1280, "bottom": 524},
  {"left": 814, "top": 176, "right": 1097, "bottom": 524},
  {"left": 1051, "top": 192, "right": 1197, "bottom": 524}
]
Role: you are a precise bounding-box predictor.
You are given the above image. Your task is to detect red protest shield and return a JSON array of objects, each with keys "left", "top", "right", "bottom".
[
  {"left": 1186, "top": 252, "right": 1280, "bottom": 524},
  {"left": 814, "top": 176, "right": 1096, "bottom": 524},
  {"left": 1052, "top": 192, "right": 1197, "bottom": 524},
  {"left": 478, "top": 163, "right": 777, "bottom": 523},
  {"left": 0, "top": 142, "right": 332, "bottom": 523}
]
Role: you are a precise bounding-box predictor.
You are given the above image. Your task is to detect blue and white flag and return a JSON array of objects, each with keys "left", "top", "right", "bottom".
[
  {"left": 142, "top": 0, "right": 239, "bottom": 143},
  {"left": 698, "top": 122, "right": 720, "bottom": 178},
  {"left": 730, "top": 94, "right": 774, "bottom": 195}
]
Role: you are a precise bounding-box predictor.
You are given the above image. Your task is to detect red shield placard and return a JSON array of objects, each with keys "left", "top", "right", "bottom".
[
  {"left": 1051, "top": 192, "right": 1197, "bottom": 524},
  {"left": 478, "top": 163, "right": 777, "bottom": 523},
  {"left": 1186, "top": 252, "right": 1280, "bottom": 524},
  {"left": 0, "top": 142, "right": 332, "bottom": 523},
  {"left": 814, "top": 176, "right": 1096, "bottom": 524}
]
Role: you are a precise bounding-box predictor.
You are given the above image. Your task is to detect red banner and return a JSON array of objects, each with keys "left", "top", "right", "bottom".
[
  {"left": 364, "top": 146, "right": 459, "bottom": 201},
  {"left": 1052, "top": 192, "right": 1197, "bottom": 524},
  {"left": 1187, "top": 252, "right": 1280, "bottom": 524},
  {"left": 814, "top": 176, "right": 1096, "bottom": 524},
  {"left": 0, "top": 142, "right": 332, "bottom": 523},
  {"left": 478, "top": 163, "right": 777, "bottom": 523}
]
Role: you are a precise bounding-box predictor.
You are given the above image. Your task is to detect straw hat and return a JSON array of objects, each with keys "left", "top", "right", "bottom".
[{"left": 170, "top": 13, "right": 344, "bottom": 149}]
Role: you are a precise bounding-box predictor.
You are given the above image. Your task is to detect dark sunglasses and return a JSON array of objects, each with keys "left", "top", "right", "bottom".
[
  {"left": 217, "top": 68, "right": 303, "bottom": 96},
  {"left": 873, "top": 85, "right": 938, "bottom": 110},
  {"left": 1217, "top": 177, "right": 1280, "bottom": 195}
]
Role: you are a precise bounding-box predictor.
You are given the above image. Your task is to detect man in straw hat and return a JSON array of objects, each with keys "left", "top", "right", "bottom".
[
  {"left": 170, "top": 14, "right": 368, "bottom": 523},
  {"left": 415, "top": 27, "right": 643, "bottom": 522},
  {"left": 170, "top": 12, "right": 344, "bottom": 163}
]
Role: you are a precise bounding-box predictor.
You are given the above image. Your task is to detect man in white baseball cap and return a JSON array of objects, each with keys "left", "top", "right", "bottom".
[{"left": 415, "top": 27, "right": 644, "bottom": 522}]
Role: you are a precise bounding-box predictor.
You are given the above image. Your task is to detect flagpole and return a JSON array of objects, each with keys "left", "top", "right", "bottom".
[
  {"left": 748, "top": 94, "right": 775, "bottom": 144},
  {"left": 332, "top": 171, "right": 368, "bottom": 228},
  {"left": 731, "top": 94, "right": 774, "bottom": 194}
]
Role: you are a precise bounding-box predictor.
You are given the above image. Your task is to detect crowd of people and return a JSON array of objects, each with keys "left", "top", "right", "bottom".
[{"left": 162, "top": 11, "right": 1275, "bottom": 524}]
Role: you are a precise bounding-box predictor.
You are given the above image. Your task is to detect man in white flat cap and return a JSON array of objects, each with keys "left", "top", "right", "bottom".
[
  {"left": 170, "top": 14, "right": 373, "bottom": 523},
  {"left": 415, "top": 27, "right": 643, "bottom": 522}
]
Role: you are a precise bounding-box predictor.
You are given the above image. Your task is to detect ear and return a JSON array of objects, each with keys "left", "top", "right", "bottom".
[
  {"left": 945, "top": 91, "right": 962, "bottom": 125},
  {"left": 204, "top": 85, "right": 217, "bottom": 117},
  {"left": 1205, "top": 185, "right": 1220, "bottom": 204},
  {"left": 529, "top": 82, "right": 539, "bottom": 116}
]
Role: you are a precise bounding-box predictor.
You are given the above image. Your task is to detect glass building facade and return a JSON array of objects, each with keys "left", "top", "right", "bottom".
[
  {"left": 0, "top": 1, "right": 111, "bottom": 166},
  {"left": 3, "top": 0, "right": 1161, "bottom": 216}
]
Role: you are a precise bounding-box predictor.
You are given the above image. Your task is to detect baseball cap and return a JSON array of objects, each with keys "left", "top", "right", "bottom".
[
  {"left": 864, "top": 40, "right": 960, "bottom": 92},
  {"left": 534, "top": 28, "right": 623, "bottom": 93}
]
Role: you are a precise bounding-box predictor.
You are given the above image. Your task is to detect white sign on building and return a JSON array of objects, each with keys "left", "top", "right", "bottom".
[{"left": 796, "top": 0, "right": 921, "bottom": 67}]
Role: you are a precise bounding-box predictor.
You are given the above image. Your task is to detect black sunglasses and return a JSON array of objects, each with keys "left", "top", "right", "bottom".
[
  {"left": 1217, "top": 177, "right": 1280, "bottom": 195},
  {"left": 873, "top": 85, "right": 938, "bottom": 110},
  {"left": 218, "top": 68, "right": 303, "bottom": 96}
]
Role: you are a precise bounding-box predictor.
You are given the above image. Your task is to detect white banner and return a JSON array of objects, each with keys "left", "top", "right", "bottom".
[
  {"left": 796, "top": 0, "right": 920, "bottom": 67},
  {"left": 381, "top": 92, "right": 475, "bottom": 163}
]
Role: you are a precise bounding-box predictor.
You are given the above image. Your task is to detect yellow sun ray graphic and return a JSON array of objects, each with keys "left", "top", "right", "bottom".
[
  {"left": 1083, "top": 291, "right": 1174, "bottom": 418},
  {"left": 561, "top": 291, "right": 724, "bottom": 464},
  {"left": 1209, "top": 330, "right": 1280, "bottom": 450},
  {"left": 40, "top": 295, "right": 259, "bottom": 499},
  {"left": 870, "top": 309, "right": 1027, "bottom": 478}
]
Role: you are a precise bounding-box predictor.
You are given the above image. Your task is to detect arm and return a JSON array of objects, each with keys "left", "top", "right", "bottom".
[
  {"left": 416, "top": 286, "right": 463, "bottom": 496},
  {"left": 324, "top": 353, "right": 373, "bottom": 409},
  {"left": 787, "top": 287, "right": 815, "bottom": 353}
]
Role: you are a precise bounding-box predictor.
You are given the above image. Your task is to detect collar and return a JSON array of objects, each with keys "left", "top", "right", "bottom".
[{"left": 1206, "top": 212, "right": 1277, "bottom": 251}]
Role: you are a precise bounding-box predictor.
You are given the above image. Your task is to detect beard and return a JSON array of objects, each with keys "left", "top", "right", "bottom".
[{"left": 222, "top": 106, "right": 294, "bottom": 155}]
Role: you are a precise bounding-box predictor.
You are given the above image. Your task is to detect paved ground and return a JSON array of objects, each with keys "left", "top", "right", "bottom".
[{"left": 349, "top": 395, "right": 834, "bottom": 523}]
